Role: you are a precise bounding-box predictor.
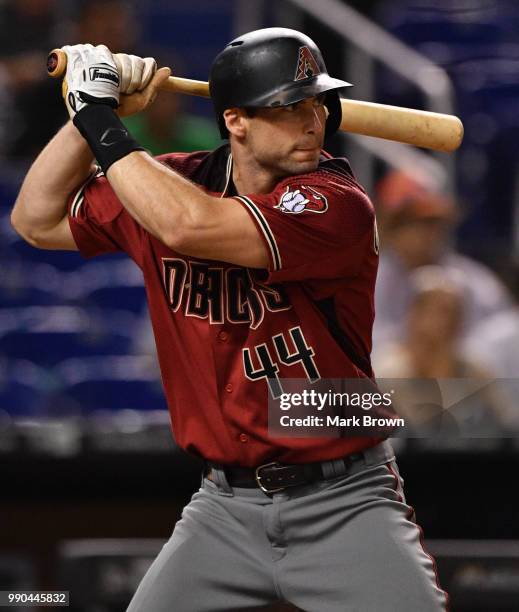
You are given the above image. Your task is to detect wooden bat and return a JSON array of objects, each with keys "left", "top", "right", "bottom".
[{"left": 47, "top": 49, "right": 463, "bottom": 152}]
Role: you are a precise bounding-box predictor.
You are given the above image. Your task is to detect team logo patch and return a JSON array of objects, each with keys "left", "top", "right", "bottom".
[
  {"left": 275, "top": 185, "right": 328, "bottom": 214},
  {"left": 294, "top": 46, "right": 321, "bottom": 81}
]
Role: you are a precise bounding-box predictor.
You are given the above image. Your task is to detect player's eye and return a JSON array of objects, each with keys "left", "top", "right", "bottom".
[{"left": 284, "top": 95, "right": 325, "bottom": 112}]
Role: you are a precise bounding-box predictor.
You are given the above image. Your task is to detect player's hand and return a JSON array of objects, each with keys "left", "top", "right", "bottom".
[
  {"left": 115, "top": 53, "right": 157, "bottom": 95},
  {"left": 61, "top": 43, "right": 120, "bottom": 119},
  {"left": 117, "top": 66, "right": 172, "bottom": 117}
]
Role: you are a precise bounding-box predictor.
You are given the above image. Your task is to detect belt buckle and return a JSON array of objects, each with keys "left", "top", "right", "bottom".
[{"left": 255, "top": 461, "right": 286, "bottom": 494}]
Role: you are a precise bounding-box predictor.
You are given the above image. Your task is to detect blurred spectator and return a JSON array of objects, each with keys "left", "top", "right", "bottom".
[
  {"left": 374, "top": 266, "right": 512, "bottom": 433},
  {"left": 0, "top": 0, "right": 58, "bottom": 86},
  {"left": 467, "top": 306, "right": 519, "bottom": 379},
  {"left": 74, "top": 0, "right": 140, "bottom": 53},
  {"left": 463, "top": 284, "right": 519, "bottom": 428},
  {"left": 0, "top": 0, "right": 67, "bottom": 159},
  {"left": 465, "top": 303, "right": 519, "bottom": 379},
  {"left": 123, "top": 88, "right": 221, "bottom": 155},
  {"left": 0, "top": 0, "right": 147, "bottom": 160},
  {"left": 120, "top": 49, "right": 220, "bottom": 154},
  {"left": 373, "top": 170, "right": 511, "bottom": 357},
  {"left": 375, "top": 266, "right": 487, "bottom": 378}
]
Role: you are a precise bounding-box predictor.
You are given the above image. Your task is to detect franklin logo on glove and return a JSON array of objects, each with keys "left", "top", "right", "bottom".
[{"left": 89, "top": 65, "right": 119, "bottom": 85}]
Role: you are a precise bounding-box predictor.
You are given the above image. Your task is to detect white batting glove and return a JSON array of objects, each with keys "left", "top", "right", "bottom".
[
  {"left": 114, "top": 53, "right": 157, "bottom": 95},
  {"left": 61, "top": 44, "right": 120, "bottom": 118}
]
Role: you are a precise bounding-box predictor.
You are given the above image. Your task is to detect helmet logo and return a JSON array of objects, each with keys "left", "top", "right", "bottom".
[
  {"left": 294, "top": 46, "right": 321, "bottom": 81},
  {"left": 276, "top": 186, "right": 328, "bottom": 214}
]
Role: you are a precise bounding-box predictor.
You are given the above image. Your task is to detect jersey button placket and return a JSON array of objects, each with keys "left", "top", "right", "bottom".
[
  {"left": 225, "top": 383, "right": 233, "bottom": 393},
  {"left": 218, "top": 331, "right": 229, "bottom": 342}
]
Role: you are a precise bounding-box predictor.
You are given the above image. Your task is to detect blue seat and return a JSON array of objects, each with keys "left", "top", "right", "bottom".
[
  {"left": 138, "top": 0, "right": 232, "bottom": 117},
  {"left": 0, "top": 358, "right": 58, "bottom": 416},
  {"left": 0, "top": 380, "right": 43, "bottom": 416},
  {"left": 377, "top": 1, "right": 517, "bottom": 46},
  {"left": 64, "top": 378, "right": 167, "bottom": 413},
  {"left": 8, "top": 239, "right": 88, "bottom": 270},
  {"left": 0, "top": 262, "right": 65, "bottom": 307},
  {"left": 0, "top": 329, "right": 133, "bottom": 365},
  {"left": 84, "top": 285, "right": 147, "bottom": 314},
  {"left": 0, "top": 172, "right": 20, "bottom": 213},
  {"left": 375, "top": 0, "right": 519, "bottom": 256},
  {"left": 0, "top": 305, "right": 137, "bottom": 366},
  {"left": 0, "top": 284, "right": 62, "bottom": 308},
  {"left": 57, "top": 355, "right": 167, "bottom": 413},
  {"left": 60, "top": 258, "right": 146, "bottom": 311}
]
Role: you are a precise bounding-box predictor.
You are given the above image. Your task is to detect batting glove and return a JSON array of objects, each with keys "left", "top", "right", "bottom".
[
  {"left": 61, "top": 44, "right": 120, "bottom": 119},
  {"left": 114, "top": 53, "right": 157, "bottom": 95}
]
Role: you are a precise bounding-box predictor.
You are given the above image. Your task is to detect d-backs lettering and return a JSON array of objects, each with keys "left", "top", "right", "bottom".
[{"left": 162, "top": 258, "right": 291, "bottom": 329}]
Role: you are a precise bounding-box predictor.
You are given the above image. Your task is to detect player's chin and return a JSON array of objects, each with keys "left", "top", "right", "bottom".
[{"left": 289, "top": 149, "right": 320, "bottom": 172}]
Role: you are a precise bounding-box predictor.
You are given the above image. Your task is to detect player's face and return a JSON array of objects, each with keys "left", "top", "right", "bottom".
[{"left": 245, "top": 94, "right": 328, "bottom": 177}]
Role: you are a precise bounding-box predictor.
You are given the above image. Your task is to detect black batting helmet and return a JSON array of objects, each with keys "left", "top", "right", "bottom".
[{"left": 209, "top": 27, "right": 352, "bottom": 139}]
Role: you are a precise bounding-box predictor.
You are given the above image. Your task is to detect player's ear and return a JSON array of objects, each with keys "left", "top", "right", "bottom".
[{"left": 223, "top": 108, "right": 248, "bottom": 138}]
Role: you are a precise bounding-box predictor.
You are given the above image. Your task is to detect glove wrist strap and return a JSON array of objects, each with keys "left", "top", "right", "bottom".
[{"left": 73, "top": 105, "right": 144, "bottom": 174}]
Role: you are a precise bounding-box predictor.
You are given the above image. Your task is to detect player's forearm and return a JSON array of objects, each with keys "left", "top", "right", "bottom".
[
  {"left": 106, "top": 150, "right": 216, "bottom": 248},
  {"left": 11, "top": 122, "right": 94, "bottom": 246}
]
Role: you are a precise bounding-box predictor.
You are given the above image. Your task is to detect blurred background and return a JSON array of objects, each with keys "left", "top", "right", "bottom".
[{"left": 1, "top": 0, "right": 519, "bottom": 610}]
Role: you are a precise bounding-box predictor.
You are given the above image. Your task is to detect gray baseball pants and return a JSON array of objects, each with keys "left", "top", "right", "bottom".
[{"left": 126, "top": 441, "right": 448, "bottom": 611}]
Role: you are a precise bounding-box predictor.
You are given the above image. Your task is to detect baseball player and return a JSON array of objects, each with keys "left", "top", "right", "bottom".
[{"left": 11, "top": 28, "right": 448, "bottom": 612}]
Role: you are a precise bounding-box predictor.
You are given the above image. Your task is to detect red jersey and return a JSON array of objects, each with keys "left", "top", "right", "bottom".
[{"left": 68, "top": 144, "right": 382, "bottom": 466}]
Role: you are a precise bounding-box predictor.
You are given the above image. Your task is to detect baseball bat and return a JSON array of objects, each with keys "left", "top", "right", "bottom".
[{"left": 47, "top": 49, "right": 463, "bottom": 152}]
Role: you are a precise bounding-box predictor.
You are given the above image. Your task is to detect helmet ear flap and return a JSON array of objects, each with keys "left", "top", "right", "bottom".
[{"left": 324, "top": 90, "right": 342, "bottom": 138}]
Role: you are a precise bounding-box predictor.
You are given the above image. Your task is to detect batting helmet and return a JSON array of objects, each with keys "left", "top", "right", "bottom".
[{"left": 209, "top": 27, "right": 352, "bottom": 138}]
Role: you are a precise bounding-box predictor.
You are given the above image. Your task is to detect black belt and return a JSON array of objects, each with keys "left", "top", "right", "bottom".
[{"left": 206, "top": 454, "right": 364, "bottom": 494}]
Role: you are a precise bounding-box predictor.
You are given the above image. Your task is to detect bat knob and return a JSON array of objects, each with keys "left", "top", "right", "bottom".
[
  {"left": 47, "top": 49, "right": 67, "bottom": 78},
  {"left": 47, "top": 53, "right": 58, "bottom": 73}
]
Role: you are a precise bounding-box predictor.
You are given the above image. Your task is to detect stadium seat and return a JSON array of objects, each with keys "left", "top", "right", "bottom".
[
  {"left": 8, "top": 238, "right": 88, "bottom": 270},
  {"left": 63, "top": 378, "right": 167, "bottom": 413},
  {"left": 0, "top": 329, "right": 132, "bottom": 366},
  {"left": 428, "top": 540, "right": 519, "bottom": 612},
  {"left": 84, "top": 285, "right": 147, "bottom": 314},
  {"left": 0, "top": 358, "right": 58, "bottom": 416},
  {"left": 57, "top": 355, "right": 167, "bottom": 413},
  {"left": 59, "top": 258, "right": 147, "bottom": 313},
  {"left": 0, "top": 555, "right": 35, "bottom": 592},
  {"left": 0, "top": 262, "right": 65, "bottom": 308},
  {"left": 0, "top": 306, "right": 136, "bottom": 366},
  {"left": 0, "top": 379, "right": 43, "bottom": 416},
  {"left": 376, "top": 1, "right": 519, "bottom": 255},
  {"left": 57, "top": 539, "right": 164, "bottom": 612}
]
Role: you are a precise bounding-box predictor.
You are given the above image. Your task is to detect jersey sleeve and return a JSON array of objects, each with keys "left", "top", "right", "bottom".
[
  {"left": 67, "top": 169, "right": 146, "bottom": 267},
  {"left": 234, "top": 169, "right": 377, "bottom": 282}
]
